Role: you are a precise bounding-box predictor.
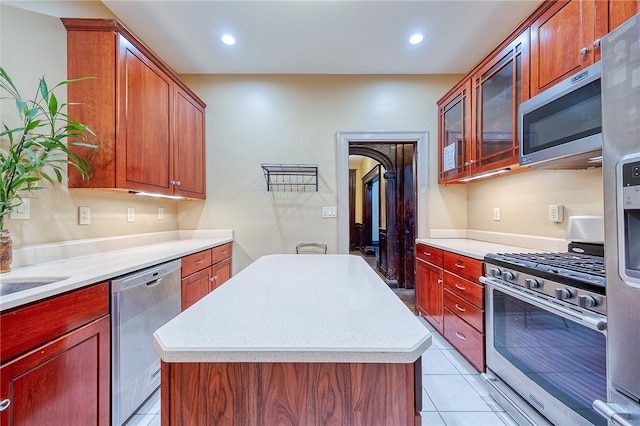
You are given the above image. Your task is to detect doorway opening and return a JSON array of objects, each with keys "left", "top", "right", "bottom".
[{"left": 337, "top": 131, "right": 429, "bottom": 289}]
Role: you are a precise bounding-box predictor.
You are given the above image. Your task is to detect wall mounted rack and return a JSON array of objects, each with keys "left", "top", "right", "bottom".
[{"left": 261, "top": 164, "right": 318, "bottom": 192}]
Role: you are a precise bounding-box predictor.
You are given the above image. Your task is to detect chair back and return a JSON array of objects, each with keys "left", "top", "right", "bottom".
[{"left": 295, "top": 242, "right": 328, "bottom": 254}]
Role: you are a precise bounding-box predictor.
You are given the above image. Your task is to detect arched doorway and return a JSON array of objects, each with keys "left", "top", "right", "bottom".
[{"left": 348, "top": 143, "right": 416, "bottom": 288}]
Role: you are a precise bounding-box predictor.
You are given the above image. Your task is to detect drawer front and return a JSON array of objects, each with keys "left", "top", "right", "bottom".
[
  {"left": 443, "top": 308, "right": 485, "bottom": 372},
  {"left": 443, "top": 271, "right": 484, "bottom": 308},
  {"left": 443, "top": 251, "right": 483, "bottom": 283},
  {"left": 212, "top": 242, "right": 232, "bottom": 264},
  {"left": 1, "top": 282, "right": 109, "bottom": 363},
  {"left": 416, "top": 244, "right": 443, "bottom": 266},
  {"left": 443, "top": 289, "right": 484, "bottom": 332},
  {"left": 182, "top": 249, "right": 212, "bottom": 277}
]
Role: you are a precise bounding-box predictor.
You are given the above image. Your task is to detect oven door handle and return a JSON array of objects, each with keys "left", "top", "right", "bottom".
[
  {"left": 480, "top": 276, "right": 607, "bottom": 331},
  {"left": 593, "top": 400, "right": 636, "bottom": 426}
]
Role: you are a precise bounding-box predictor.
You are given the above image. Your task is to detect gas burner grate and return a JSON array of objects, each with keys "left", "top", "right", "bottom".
[{"left": 496, "top": 252, "right": 606, "bottom": 278}]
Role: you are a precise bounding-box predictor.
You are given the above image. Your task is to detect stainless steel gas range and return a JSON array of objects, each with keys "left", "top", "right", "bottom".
[{"left": 480, "top": 228, "right": 607, "bottom": 426}]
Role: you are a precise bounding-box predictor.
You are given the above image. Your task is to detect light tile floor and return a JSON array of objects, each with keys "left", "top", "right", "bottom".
[{"left": 125, "top": 317, "right": 518, "bottom": 426}]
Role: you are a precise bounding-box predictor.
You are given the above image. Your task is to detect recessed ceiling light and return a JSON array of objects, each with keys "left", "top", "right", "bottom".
[
  {"left": 221, "top": 34, "right": 236, "bottom": 46},
  {"left": 409, "top": 33, "right": 424, "bottom": 45}
]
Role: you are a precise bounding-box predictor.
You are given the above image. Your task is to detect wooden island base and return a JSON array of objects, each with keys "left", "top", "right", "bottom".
[{"left": 161, "top": 359, "right": 422, "bottom": 425}]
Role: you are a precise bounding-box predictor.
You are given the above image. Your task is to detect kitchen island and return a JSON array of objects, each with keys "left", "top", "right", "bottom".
[{"left": 153, "top": 254, "right": 431, "bottom": 425}]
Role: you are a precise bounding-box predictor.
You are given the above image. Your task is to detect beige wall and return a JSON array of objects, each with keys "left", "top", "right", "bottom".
[
  {"left": 2, "top": 2, "right": 603, "bottom": 272},
  {"left": 177, "top": 74, "right": 461, "bottom": 267},
  {"left": 467, "top": 168, "right": 604, "bottom": 239},
  {"left": 1, "top": 4, "right": 179, "bottom": 247}
]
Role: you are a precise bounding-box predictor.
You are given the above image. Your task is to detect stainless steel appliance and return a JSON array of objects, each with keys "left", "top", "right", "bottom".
[
  {"left": 593, "top": 12, "right": 640, "bottom": 426},
  {"left": 111, "top": 259, "right": 181, "bottom": 426},
  {"left": 481, "top": 221, "right": 607, "bottom": 426},
  {"left": 519, "top": 61, "right": 603, "bottom": 169}
]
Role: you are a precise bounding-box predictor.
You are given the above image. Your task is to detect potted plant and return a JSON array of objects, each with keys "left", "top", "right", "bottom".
[{"left": 0, "top": 67, "right": 98, "bottom": 272}]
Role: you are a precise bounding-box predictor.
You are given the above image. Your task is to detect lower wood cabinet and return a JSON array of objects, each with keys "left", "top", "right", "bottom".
[
  {"left": 415, "top": 243, "right": 485, "bottom": 372},
  {"left": 181, "top": 242, "right": 232, "bottom": 310},
  {"left": 0, "top": 282, "right": 110, "bottom": 426}
]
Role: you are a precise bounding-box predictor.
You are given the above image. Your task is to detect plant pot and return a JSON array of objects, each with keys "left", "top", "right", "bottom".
[{"left": 0, "top": 229, "right": 12, "bottom": 273}]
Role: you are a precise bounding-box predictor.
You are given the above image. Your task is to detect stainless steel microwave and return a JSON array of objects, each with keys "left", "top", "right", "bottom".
[{"left": 519, "top": 61, "right": 602, "bottom": 169}]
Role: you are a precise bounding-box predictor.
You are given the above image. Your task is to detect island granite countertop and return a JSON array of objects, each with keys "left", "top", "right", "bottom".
[{"left": 153, "top": 254, "right": 431, "bottom": 364}]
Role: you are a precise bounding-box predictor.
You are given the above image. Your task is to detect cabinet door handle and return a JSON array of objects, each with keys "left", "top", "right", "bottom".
[
  {"left": 209, "top": 277, "right": 216, "bottom": 282},
  {"left": 0, "top": 399, "right": 10, "bottom": 411},
  {"left": 593, "top": 38, "right": 601, "bottom": 48},
  {"left": 454, "top": 263, "right": 466, "bottom": 269},
  {"left": 455, "top": 332, "right": 466, "bottom": 341},
  {"left": 455, "top": 283, "right": 466, "bottom": 291},
  {"left": 580, "top": 47, "right": 589, "bottom": 55},
  {"left": 437, "top": 279, "right": 443, "bottom": 284},
  {"left": 455, "top": 304, "right": 466, "bottom": 312}
]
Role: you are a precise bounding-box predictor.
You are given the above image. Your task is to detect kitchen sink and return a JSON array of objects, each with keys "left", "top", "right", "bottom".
[{"left": 0, "top": 278, "right": 68, "bottom": 296}]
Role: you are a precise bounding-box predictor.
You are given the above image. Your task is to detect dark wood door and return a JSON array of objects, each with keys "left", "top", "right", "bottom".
[
  {"left": 0, "top": 316, "right": 111, "bottom": 426},
  {"left": 400, "top": 145, "right": 416, "bottom": 289}
]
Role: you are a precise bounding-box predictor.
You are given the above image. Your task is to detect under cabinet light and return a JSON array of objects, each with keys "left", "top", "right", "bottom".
[
  {"left": 457, "top": 167, "right": 511, "bottom": 182},
  {"left": 130, "top": 191, "right": 185, "bottom": 200}
]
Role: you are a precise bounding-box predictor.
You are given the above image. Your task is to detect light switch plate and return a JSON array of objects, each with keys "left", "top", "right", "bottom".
[
  {"left": 158, "top": 207, "right": 164, "bottom": 220},
  {"left": 322, "top": 206, "right": 337, "bottom": 218}
]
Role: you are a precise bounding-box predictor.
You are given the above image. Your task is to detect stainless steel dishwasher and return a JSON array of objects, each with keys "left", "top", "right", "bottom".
[{"left": 111, "top": 259, "right": 181, "bottom": 426}]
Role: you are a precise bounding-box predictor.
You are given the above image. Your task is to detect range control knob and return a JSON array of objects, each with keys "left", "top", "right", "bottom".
[
  {"left": 503, "top": 271, "right": 517, "bottom": 281},
  {"left": 525, "top": 278, "right": 542, "bottom": 289},
  {"left": 578, "top": 295, "right": 598, "bottom": 308},
  {"left": 554, "top": 288, "right": 573, "bottom": 300},
  {"left": 490, "top": 268, "right": 502, "bottom": 278}
]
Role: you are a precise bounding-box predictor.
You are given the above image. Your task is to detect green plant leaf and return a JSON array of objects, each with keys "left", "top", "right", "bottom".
[
  {"left": 39, "top": 77, "right": 49, "bottom": 102},
  {"left": 48, "top": 92, "right": 58, "bottom": 116}
]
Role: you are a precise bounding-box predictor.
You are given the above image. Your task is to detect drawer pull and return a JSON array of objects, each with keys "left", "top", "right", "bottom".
[
  {"left": 423, "top": 252, "right": 431, "bottom": 256},
  {"left": 455, "top": 263, "right": 466, "bottom": 269},
  {"left": 195, "top": 259, "right": 204, "bottom": 264},
  {"left": 0, "top": 399, "right": 10, "bottom": 411},
  {"left": 455, "top": 304, "right": 466, "bottom": 313},
  {"left": 455, "top": 332, "right": 466, "bottom": 341},
  {"left": 454, "top": 283, "right": 466, "bottom": 291}
]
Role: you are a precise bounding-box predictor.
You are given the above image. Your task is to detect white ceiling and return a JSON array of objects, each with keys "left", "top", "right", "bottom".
[{"left": 97, "top": 0, "right": 542, "bottom": 75}]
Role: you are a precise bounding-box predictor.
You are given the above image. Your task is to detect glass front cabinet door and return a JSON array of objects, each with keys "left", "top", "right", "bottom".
[
  {"left": 471, "top": 31, "right": 529, "bottom": 177},
  {"left": 438, "top": 80, "right": 472, "bottom": 183}
]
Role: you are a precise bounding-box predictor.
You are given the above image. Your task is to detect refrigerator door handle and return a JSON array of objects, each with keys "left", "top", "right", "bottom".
[{"left": 593, "top": 400, "right": 635, "bottom": 426}]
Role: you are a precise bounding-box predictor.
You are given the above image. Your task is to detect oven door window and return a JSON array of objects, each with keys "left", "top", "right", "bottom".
[{"left": 492, "top": 290, "right": 606, "bottom": 426}]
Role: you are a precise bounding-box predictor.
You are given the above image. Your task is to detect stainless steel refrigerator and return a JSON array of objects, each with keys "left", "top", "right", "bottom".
[{"left": 595, "top": 12, "right": 640, "bottom": 426}]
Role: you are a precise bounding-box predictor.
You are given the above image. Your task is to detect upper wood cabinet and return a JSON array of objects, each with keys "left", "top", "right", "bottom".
[
  {"left": 438, "top": 80, "right": 472, "bottom": 183},
  {"left": 531, "top": 0, "right": 640, "bottom": 96},
  {"left": 62, "top": 18, "right": 206, "bottom": 199},
  {"left": 438, "top": 31, "right": 527, "bottom": 184},
  {"left": 471, "top": 30, "right": 529, "bottom": 177}
]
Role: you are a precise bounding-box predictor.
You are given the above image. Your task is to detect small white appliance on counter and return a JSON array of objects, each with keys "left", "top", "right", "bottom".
[{"left": 594, "top": 11, "right": 640, "bottom": 426}]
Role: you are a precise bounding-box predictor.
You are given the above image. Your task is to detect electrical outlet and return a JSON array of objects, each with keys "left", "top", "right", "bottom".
[
  {"left": 127, "top": 207, "right": 135, "bottom": 223},
  {"left": 10, "top": 198, "right": 30, "bottom": 220},
  {"left": 493, "top": 207, "right": 501, "bottom": 221},
  {"left": 548, "top": 204, "right": 564, "bottom": 223},
  {"left": 78, "top": 206, "right": 91, "bottom": 225},
  {"left": 158, "top": 207, "right": 164, "bottom": 220}
]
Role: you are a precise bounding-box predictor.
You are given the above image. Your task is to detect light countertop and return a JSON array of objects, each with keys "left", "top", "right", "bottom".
[
  {"left": 415, "top": 238, "right": 546, "bottom": 260},
  {"left": 0, "top": 234, "right": 232, "bottom": 312},
  {"left": 153, "top": 254, "right": 431, "bottom": 364}
]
